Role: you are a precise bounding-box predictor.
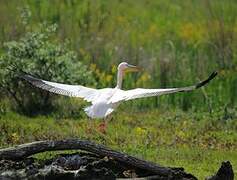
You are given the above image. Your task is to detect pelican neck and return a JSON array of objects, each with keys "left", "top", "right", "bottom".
[{"left": 116, "top": 68, "right": 123, "bottom": 89}]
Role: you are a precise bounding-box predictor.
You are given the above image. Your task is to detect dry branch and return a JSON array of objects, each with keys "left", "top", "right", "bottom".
[{"left": 0, "top": 139, "right": 196, "bottom": 179}]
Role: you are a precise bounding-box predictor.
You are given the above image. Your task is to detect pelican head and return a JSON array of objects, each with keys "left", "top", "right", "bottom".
[
  {"left": 118, "top": 62, "right": 140, "bottom": 73},
  {"left": 116, "top": 62, "right": 140, "bottom": 89}
]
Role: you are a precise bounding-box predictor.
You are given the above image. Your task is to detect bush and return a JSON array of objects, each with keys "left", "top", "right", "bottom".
[{"left": 0, "top": 23, "right": 96, "bottom": 115}]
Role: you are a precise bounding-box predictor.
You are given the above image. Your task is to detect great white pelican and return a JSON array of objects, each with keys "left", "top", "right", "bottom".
[{"left": 21, "top": 62, "right": 217, "bottom": 119}]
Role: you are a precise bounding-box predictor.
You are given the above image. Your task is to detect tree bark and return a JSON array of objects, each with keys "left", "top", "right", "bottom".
[{"left": 0, "top": 139, "right": 196, "bottom": 179}]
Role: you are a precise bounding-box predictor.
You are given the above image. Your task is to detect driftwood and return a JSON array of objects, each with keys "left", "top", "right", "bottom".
[
  {"left": 0, "top": 139, "right": 197, "bottom": 179},
  {"left": 0, "top": 139, "right": 234, "bottom": 179},
  {"left": 206, "top": 161, "right": 234, "bottom": 180}
]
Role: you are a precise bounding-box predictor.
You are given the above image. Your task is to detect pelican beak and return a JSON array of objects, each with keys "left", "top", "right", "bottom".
[{"left": 126, "top": 64, "right": 141, "bottom": 72}]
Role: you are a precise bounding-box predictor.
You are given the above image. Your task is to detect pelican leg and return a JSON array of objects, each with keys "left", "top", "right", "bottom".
[
  {"left": 98, "top": 115, "right": 114, "bottom": 134},
  {"left": 98, "top": 118, "right": 108, "bottom": 134}
]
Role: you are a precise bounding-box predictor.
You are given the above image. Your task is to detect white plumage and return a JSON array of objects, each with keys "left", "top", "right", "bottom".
[{"left": 21, "top": 62, "right": 217, "bottom": 119}]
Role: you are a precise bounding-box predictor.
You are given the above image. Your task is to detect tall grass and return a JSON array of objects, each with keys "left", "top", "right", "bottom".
[{"left": 0, "top": 0, "right": 236, "bottom": 112}]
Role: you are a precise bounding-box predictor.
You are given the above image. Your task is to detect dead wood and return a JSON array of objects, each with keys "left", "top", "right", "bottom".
[
  {"left": 0, "top": 139, "right": 197, "bottom": 179},
  {"left": 206, "top": 161, "right": 234, "bottom": 180}
]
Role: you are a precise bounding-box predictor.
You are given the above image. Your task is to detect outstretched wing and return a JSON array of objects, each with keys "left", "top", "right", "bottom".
[
  {"left": 110, "top": 71, "right": 217, "bottom": 103},
  {"left": 21, "top": 74, "right": 100, "bottom": 103}
]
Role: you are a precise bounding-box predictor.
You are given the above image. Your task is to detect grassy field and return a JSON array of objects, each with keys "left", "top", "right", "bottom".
[
  {"left": 0, "top": 0, "right": 237, "bottom": 110},
  {"left": 0, "top": 0, "right": 237, "bottom": 179},
  {"left": 1, "top": 107, "right": 236, "bottom": 179}
]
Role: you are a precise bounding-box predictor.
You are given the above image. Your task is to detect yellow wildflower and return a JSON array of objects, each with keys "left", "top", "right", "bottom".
[
  {"left": 117, "top": 16, "right": 125, "bottom": 23},
  {"left": 135, "top": 127, "right": 146, "bottom": 136},
  {"left": 106, "top": 74, "right": 113, "bottom": 83},
  {"left": 90, "top": 63, "right": 97, "bottom": 71},
  {"left": 149, "top": 24, "right": 157, "bottom": 34},
  {"left": 137, "top": 72, "right": 151, "bottom": 86},
  {"left": 179, "top": 23, "right": 205, "bottom": 43},
  {"left": 111, "top": 65, "right": 117, "bottom": 74},
  {"left": 11, "top": 132, "right": 20, "bottom": 143}
]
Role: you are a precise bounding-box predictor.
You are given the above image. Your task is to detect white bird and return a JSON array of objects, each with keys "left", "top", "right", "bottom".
[{"left": 21, "top": 62, "right": 217, "bottom": 119}]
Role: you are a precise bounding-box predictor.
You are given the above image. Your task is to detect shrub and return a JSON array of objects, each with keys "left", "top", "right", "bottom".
[{"left": 0, "top": 24, "right": 96, "bottom": 115}]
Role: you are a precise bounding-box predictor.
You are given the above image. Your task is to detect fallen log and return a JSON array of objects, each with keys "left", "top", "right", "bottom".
[
  {"left": 0, "top": 139, "right": 197, "bottom": 179},
  {"left": 206, "top": 161, "right": 234, "bottom": 180}
]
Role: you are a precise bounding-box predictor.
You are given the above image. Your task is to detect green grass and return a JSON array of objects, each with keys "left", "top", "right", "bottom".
[
  {"left": 154, "top": 147, "right": 237, "bottom": 179},
  {"left": 0, "top": 108, "right": 236, "bottom": 179},
  {"left": 0, "top": 0, "right": 237, "bottom": 110}
]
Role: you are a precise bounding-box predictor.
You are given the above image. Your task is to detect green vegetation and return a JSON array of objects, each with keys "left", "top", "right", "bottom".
[
  {"left": 0, "top": 0, "right": 237, "bottom": 110},
  {"left": 0, "top": 0, "right": 236, "bottom": 179},
  {"left": 0, "top": 23, "right": 96, "bottom": 114},
  {"left": 0, "top": 109, "right": 236, "bottom": 179}
]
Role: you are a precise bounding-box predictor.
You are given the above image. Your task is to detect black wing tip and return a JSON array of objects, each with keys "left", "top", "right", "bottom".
[
  {"left": 196, "top": 71, "right": 218, "bottom": 89},
  {"left": 19, "top": 72, "right": 42, "bottom": 84},
  {"left": 15, "top": 69, "right": 32, "bottom": 80},
  {"left": 19, "top": 72, "right": 32, "bottom": 80}
]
